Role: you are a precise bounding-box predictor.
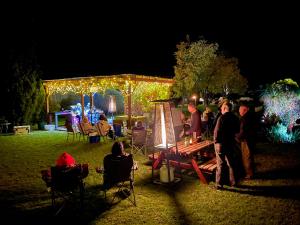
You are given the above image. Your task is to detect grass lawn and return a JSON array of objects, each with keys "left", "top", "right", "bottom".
[{"left": 0, "top": 131, "right": 300, "bottom": 225}]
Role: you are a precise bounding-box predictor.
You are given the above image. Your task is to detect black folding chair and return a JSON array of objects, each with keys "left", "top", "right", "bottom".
[
  {"left": 42, "top": 164, "right": 89, "bottom": 216},
  {"left": 101, "top": 154, "right": 136, "bottom": 206},
  {"left": 130, "top": 129, "right": 147, "bottom": 155}
]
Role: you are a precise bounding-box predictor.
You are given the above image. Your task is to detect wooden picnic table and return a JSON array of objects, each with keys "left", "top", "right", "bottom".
[{"left": 151, "top": 140, "right": 214, "bottom": 184}]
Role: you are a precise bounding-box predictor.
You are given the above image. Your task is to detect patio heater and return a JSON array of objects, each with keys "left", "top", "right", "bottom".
[
  {"left": 108, "top": 95, "right": 116, "bottom": 122},
  {"left": 152, "top": 100, "right": 180, "bottom": 183}
]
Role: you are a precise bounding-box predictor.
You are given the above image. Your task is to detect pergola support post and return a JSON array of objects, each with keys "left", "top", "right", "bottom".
[
  {"left": 81, "top": 93, "right": 85, "bottom": 119},
  {"left": 89, "top": 92, "right": 94, "bottom": 122},
  {"left": 128, "top": 83, "right": 132, "bottom": 128}
]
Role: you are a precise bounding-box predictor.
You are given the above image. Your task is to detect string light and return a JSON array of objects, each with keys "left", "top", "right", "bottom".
[
  {"left": 44, "top": 74, "right": 173, "bottom": 96},
  {"left": 44, "top": 74, "right": 173, "bottom": 115}
]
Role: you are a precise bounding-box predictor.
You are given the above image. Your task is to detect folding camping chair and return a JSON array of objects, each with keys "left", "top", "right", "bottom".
[
  {"left": 66, "top": 124, "right": 79, "bottom": 141},
  {"left": 100, "top": 154, "right": 136, "bottom": 206},
  {"left": 42, "top": 164, "right": 89, "bottom": 216},
  {"left": 130, "top": 129, "right": 147, "bottom": 155}
]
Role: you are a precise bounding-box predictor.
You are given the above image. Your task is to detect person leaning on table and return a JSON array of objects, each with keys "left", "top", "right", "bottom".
[
  {"left": 180, "top": 101, "right": 202, "bottom": 142},
  {"left": 213, "top": 101, "right": 240, "bottom": 190}
]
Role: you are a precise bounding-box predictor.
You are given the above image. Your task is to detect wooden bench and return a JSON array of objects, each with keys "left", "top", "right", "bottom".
[
  {"left": 13, "top": 125, "right": 30, "bottom": 135},
  {"left": 198, "top": 157, "right": 217, "bottom": 174},
  {"left": 149, "top": 151, "right": 217, "bottom": 184},
  {"left": 149, "top": 153, "right": 216, "bottom": 173}
]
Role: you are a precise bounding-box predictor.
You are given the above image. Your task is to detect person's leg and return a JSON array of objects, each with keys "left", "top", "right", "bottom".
[
  {"left": 241, "top": 141, "right": 253, "bottom": 179},
  {"left": 215, "top": 144, "right": 225, "bottom": 188},
  {"left": 225, "top": 152, "right": 237, "bottom": 187},
  {"left": 108, "top": 129, "right": 115, "bottom": 140}
]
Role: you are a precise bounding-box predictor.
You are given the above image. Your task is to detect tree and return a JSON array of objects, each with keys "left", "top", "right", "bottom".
[
  {"left": 6, "top": 47, "right": 45, "bottom": 126},
  {"left": 172, "top": 37, "right": 248, "bottom": 105},
  {"left": 211, "top": 55, "right": 248, "bottom": 96},
  {"left": 172, "top": 39, "right": 218, "bottom": 104}
]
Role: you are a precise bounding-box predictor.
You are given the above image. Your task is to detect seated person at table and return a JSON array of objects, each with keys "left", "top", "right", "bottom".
[
  {"left": 132, "top": 120, "right": 145, "bottom": 131},
  {"left": 99, "top": 114, "right": 115, "bottom": 139}
]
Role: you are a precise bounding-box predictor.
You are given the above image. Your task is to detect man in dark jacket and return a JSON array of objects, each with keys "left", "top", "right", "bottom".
[{"left": 213, "top": 101, "right": 240, "bottom": 189}]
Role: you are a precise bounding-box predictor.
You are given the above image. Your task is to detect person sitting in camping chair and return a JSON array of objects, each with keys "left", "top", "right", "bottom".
[
  {"left": 96, "top": 141, "right": 137, "bottom": 206},
  {"left": 132, "top": 120, "right": 145, "bottom": 131},
  {"left": 41, "top": 152, "right": 89, "bottom": 215}
]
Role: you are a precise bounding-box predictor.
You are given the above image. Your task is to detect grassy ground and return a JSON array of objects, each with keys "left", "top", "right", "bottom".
[{"left": 0, "top": 131, "right": 300, "bottom": 225}]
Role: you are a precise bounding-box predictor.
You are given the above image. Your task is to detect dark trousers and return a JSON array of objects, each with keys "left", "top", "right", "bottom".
[{"left": 215, "top": 144, "right": 236, "bottom": 186}]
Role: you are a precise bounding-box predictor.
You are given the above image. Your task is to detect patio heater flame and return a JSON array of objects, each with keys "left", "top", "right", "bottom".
[
  {"left": 153, "top": 101, "right": 176, "bottom": 149},
  {"left": 152, "top": 100, "right": 180, "bottom": 183},
  {"left": 160, "top": 104, "right": 167, "bottom": 148}
]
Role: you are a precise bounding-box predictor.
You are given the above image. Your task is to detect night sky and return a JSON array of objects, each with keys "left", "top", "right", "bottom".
[{"left": 4, "top": 2, "right": 300, "bottom": 89}]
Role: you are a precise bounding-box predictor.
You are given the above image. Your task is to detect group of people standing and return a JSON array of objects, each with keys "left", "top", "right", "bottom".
[
  {"left": 180, "top": 99, "right": 257, "bottom": 190},
  {"left": 213, "top": 100, "right": 256, "bottom": 189}
]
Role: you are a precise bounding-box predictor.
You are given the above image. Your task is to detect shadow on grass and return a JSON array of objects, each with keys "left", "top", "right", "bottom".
[
  {"left": 221, "top": 184, "right": 300, "bottom": 200},
  {"left": 135, "top": 173, "right": 196, "bottom": 225},
  {"left": 254, "top": 163, "right": 300, "bottom": 180},
  {"left": 0, "top": 185, "right": 122, "bottom": 225}
]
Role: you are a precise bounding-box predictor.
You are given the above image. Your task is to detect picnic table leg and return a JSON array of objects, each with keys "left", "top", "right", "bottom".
[
  {"left": 191, "top": 159, "right": 208, "bottom": 184},
  {"left": 152, "top": 152, "right": 164, "bottom": 169},
  {"left": 152, "top": 152, "right": 165, "bottom": 181}
]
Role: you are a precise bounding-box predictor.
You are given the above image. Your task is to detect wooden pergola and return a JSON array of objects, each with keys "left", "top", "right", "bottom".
[{"left": 43, "top": 74, "right": 174, "bottom": 126}]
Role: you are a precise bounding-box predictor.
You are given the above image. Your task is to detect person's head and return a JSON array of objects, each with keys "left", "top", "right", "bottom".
[
  {"left": 221, "top": 101, "right": 232, "bottom": 114},
  {"left": 56, "top": 152, "right": 76, "bottom": 167},
  {"left": 205, "top": 106, "right": 211, "bottom": 113},
  {"left": 136, "top": 120, "right": 143, "bottom": 128},
  {"left": 111, "top": 141, "right": 125, "bottom": 156},
  {"left": 218, "top": 99, "right": 229, "bottom": 112},
  {"left": 99, "top": 114, "right": 107, "bottom": 121},
  {"left": 188, "top": 102, "right": 197, "bottom": 113},
  {"left": 239, "top": 103, "right": 250, "bottom": 117}
]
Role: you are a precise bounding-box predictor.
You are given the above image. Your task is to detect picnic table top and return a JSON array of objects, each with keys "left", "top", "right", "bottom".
[{"left": 170, "top": 140, "right": 214, "bottom": 156}]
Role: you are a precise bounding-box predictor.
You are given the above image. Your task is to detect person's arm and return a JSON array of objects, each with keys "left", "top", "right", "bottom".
[
  {"left": 188, "top": 112, "right": 200, "bottom": 134},
  {"left": 235, "top": 118, "right": 245, "bottom": 141},
  {"left": 214, "top": 116, "right": 223, "bottom": 144}
]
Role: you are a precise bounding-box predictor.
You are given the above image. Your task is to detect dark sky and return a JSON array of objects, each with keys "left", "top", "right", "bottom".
[{"left": 4, "top": 2, "right": 300, "bottom": 89}]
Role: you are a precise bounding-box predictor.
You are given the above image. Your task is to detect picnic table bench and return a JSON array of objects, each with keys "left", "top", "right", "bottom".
[{"left": 149, "top": 140, "right": 216, "bottom": 184}]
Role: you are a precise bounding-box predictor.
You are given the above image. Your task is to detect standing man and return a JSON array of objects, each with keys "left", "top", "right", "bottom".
[
  {"left": 236, "top": 102, "right": 256, "bottom": 180},
  {"left": 213, "top": 101, "right": 240, "bottom": 189},
  {"left": 183, "top": 102, "right": 202, "bottom": 142}
]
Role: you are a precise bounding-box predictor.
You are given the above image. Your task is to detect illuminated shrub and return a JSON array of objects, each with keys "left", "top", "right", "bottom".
[
  {"left": 261, "top": 78, "right": 300, "bottom": 143},
  {"left": 269, "top": 123, "right": 300, "bottom": 143}
]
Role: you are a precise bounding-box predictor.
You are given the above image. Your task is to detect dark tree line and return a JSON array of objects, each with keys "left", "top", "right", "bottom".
[{"left": 2, "top": 28, "right": 45, "bottom": 126}]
